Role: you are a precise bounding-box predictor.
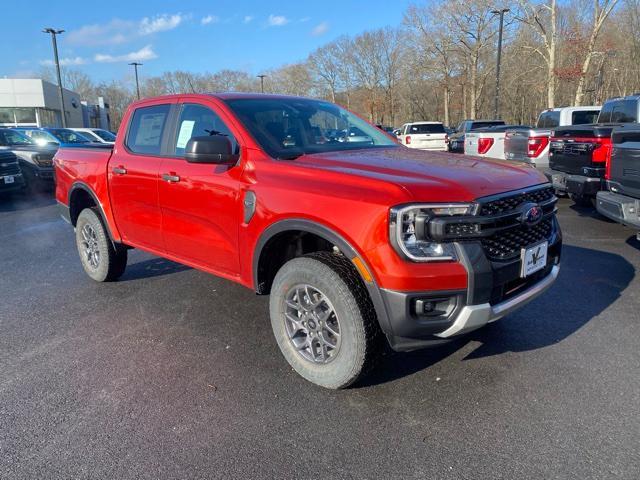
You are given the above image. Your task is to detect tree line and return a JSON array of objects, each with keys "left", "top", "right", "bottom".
[{"left": 44, "top": 0, "right": 638, "bottom": 130}]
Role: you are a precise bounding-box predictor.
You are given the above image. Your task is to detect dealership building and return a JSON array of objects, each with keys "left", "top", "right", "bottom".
[{"left": 0, "top": 78, "right": 111, "bottom": 130}]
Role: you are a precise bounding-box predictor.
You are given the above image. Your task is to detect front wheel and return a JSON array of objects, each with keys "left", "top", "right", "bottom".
[
  {"left": 75, "top": 208, "right": 127, "bottom": 282},
  {"left": 269, "top": 252, "right": 382, "bottom": 389}
]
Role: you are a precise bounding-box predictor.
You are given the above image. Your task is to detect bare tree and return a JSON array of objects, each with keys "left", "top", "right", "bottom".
[{"left": 574, "top": 0, "right": 620, "bottom": 105}]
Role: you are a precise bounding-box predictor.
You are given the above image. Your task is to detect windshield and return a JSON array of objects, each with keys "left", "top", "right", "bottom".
[
  {"left": 224, "top": 97, "right": 397, "bottom": 158},
  {"left": 48, "top": 128, "right": 92, "bottom": 144},
  {"left": 93, "top": 129, "right": 117, "bottom": 142},
  {"left": 0, "top": 129, "right": 35, "bottom": 146}
]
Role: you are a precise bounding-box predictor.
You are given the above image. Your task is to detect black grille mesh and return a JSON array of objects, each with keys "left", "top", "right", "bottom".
[
  {"left": 481, "top": 218, "right": 553, "bottom": 260},
  {"left": 479, "top": 186, "right": 555, "bottom": 216}
]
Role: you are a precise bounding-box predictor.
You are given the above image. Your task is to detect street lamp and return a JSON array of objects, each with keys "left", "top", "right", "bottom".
[
  {"left": 129, "top": 62, "right": 143, "bottom": 100},
  {"left": 43, "top": 28, "right": 67, "bottom": 128},
  {"left": 257, "top": 74, "right": 267, "bottom": 94},
  {"left": 491, "top": 9, "right": 509, "bottom": 119}
]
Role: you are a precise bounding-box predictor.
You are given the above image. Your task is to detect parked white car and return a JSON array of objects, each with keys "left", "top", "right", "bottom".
[
  {"left": 398, "top": 122, "right": 448, "bottom": 151},
  {"left": 70, "top": 128, "right": 116, "bottom": 144}
]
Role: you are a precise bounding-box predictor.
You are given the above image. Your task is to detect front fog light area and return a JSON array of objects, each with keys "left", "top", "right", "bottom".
[{"left": 392, "top": 204, "right": 475, "bottom": 262}]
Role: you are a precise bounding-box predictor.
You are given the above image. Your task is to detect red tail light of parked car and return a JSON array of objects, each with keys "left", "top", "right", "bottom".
[
  {"left": 477, "top": 137, "right": 494, "bottom": 155},
  {"left": 527, "top": 136, "right": 549, "bottom": 158}
]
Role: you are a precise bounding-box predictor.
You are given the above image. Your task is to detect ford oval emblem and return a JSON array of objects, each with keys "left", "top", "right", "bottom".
[{"left": 520, "top": 202, "right": 543, "bottom": 227}]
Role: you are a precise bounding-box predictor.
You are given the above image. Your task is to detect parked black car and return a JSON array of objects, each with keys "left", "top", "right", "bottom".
[
  {"left": 0, "top": 128, "right": 57, "bottom": 190},
  {"left": 449, "top": 119, "right": 506, "bottom": 153},
  {"left": 0, "top": 149, "right": 26, "bottom": 194},
  {"left": 596, "top": 124, "right": 640, "bottom": 233}
]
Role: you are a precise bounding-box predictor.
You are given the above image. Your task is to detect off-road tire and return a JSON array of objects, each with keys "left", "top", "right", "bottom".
[
  {"left": 269, "top": 252, "right": 383, "bottom": 389},
  {"left": 75, "top": 208, "right": 127, "bottom": 282}
]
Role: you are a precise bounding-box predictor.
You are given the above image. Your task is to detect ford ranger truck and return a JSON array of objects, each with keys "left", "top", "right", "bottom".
[
  {"left": 54, "top": 94, "right": 562, "bottom": 389},
  {"left": 596, "top": 124, "right": 640, "bottom": 234},
  {"left": 545, "top": 95, "right": 640, "bottom": 206}
]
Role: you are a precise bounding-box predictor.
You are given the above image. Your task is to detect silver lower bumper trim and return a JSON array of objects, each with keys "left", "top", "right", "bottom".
[{"left": 435, "top": 265, "right": 560, "bottom": 338}]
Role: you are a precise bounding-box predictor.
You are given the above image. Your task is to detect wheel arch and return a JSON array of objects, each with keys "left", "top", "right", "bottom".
[
  {"left": 68, "top": 182, "right": 117, "bottom": 244},
  {"left": 253, "top": 219, "right": 393, "bottom": 335}
]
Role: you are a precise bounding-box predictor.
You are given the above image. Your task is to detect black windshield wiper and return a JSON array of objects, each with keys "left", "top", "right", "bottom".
[{"left": 205, "top": 129, "right": 228, "bottom": 137}]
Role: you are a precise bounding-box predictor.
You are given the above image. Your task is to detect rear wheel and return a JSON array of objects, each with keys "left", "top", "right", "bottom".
[
  {"left": 269, "top": 252, "right": 382, "bottom": 389},
  {"left": 75, "top": 208, "right": 127, "bottom": 282}
]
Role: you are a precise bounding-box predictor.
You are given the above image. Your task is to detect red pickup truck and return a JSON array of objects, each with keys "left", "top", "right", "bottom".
[{"left": 55, "top": 93, "right": 561, "bottom": 388}]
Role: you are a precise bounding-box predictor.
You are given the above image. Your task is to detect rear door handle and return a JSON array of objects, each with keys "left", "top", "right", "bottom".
[
  {"left": 112, "top": 166, "right": 127, "bottom": 175},
  {"left": 162, "top": 173, "right": 181, "bottom": 183}
]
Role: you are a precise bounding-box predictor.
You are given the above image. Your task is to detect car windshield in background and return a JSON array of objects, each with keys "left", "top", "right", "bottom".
[
  {"left": 572, "top": 110, "right": 600, "bottom": 125},
  {"left": 0, "top": 129, "right": 35, "bottom": 146},
  {"left": 94, "top": 129, "right": 117, "bottom": 142},
  {"left": 224, "top": 97, "right": 397, "bottom": 158},
  {"left": 409, "top": 124, "right": 445, "bottom": 134},
  {"left": 470, "top": 121, "right": 505, "bottom": 131},
  {"left": 48, "top": 129, "right": 91, "bottom": 144}
]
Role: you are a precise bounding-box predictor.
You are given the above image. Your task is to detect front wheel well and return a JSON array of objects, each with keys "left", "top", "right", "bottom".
[{"left": 256, "top": 230, "right": 338, "bottom": 294}]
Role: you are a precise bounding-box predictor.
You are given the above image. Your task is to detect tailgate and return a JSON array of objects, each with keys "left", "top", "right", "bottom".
[
  {"left": 412, "top": 133, "right": 447, "bottom": 146},
  {"left": 549, "top": 140, "right": 596, "bottom": 174},
  {"left": 504, "top": 130, "right": 529, "bottom": 160},
  {"left": 611, "top": 128, "right": 640, "bottom": 199}
]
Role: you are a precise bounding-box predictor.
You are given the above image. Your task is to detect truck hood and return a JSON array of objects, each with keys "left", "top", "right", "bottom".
[{"left": 293, "top": 147, "right": 548, "bottom": 202}]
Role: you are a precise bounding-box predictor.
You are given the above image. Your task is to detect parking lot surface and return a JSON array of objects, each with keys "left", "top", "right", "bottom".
[{"left": 1, "top": 192, "right": 639, "bottom": 479}]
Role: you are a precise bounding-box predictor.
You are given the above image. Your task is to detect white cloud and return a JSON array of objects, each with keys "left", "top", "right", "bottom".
[
  {"left": 267, "top": 14, "right": 289, "bottom": 27},
  {"left": 94, "top": 45, "right": 157, "bottom": 63},
  {"left": 201, "top": 15, "right": 219, "bottom": 25},
  {"left": 66, "top": 14, "right": 186, "bottom": 46},
  {"left": 139, "top": 14, "right": 185, "bottom": 35},
  {"left": 40, "top": 56, "right": 87, "bottom": 66},
  {"left": 243, "top": 15, "right": 254, "bottom": 24},
  {"left": 311, "top": 22, "right": 329, "bottom": 36}
]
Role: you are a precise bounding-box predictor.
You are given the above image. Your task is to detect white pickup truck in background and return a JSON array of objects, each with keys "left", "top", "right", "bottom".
[
  {"left": 504, "top": 106, "right": 601, "bottom": 168},
  {"left": 464, "top": 125, "right": 529, "bottom": 160}
]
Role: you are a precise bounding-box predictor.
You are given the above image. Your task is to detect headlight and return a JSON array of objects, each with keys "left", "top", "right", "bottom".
[{"left": 389, "top": 204, "right": 476, "bottom": 262}]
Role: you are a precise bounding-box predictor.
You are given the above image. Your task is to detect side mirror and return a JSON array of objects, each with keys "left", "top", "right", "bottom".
[{"left": 184, "top": 135, "right": 239, "bottom": 164}]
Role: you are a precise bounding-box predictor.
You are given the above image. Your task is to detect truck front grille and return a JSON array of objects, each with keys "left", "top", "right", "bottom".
[
  {"left": 481, "top": 218, "right": 553, "bottom": 260},
  {"left": 479, "top": 185, "right": 555, "bottom": 216},
  {"left": 0, "top": 152, "right": 20, "bottom": 176}
]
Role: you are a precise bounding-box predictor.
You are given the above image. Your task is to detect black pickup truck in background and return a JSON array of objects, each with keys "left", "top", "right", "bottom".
[
  {"left": 596, "top": 124, "right": 640, "bottom": 233},
  {"left": 545, "top": 94, "right": 640, "bottom": 206}
]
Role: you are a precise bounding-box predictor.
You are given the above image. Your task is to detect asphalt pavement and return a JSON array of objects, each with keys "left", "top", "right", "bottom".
[{"left": 1, "top": 190, "right": 639, "bottom": 479}]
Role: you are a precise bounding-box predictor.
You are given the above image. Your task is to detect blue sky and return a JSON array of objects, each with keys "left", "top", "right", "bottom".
[{"left": 2, "top": 0, "right": 414, "bottom": 82}]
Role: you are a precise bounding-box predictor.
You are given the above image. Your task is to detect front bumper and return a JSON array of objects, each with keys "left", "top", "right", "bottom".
[
  {"left": 596, "top": 190, "right": 640, "bottom": 229},
  {"left": 544, "top": 168, "right": 603, "bottom": 197},
  {"left": 0, "top": 173, "right": 26, "bottom": 192},
  {"left": 20, "top": 161, "right": 55, "bottom": 182},
  {"left": 380, "top": 233, "right": 562, "bottom": 352}
]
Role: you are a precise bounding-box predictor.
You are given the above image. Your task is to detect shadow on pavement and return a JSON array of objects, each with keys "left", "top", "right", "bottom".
[
  {"left": 569, "top": 202, "right": 614, "bottom": 222},
  {"left": 119, "top": 257, "right": 191, "bottom": 281},
  {"left": 360, "top": 244, "right": 634, "bottom": 387},
  {"left": 0, "top": 189, "right": 55, "bottom": 213}
]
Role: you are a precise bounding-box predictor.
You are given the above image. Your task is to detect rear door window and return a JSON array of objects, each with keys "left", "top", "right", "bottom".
[
  {"left": 611, "top": 100, "right": 638, "bottom": 123},
  {"left": 126, "top": 104, "right": 171, "bottom": 155}
]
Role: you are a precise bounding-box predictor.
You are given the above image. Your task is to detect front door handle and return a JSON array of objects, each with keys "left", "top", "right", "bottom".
[
  {"left": 113, "top": 166, "right": 127, "bottom": 175},
  {"left": 162, "top": 173, "right": 181, "bottom": 183}
]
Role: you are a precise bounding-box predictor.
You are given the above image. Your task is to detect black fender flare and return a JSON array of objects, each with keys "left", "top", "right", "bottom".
[
  {"left": 68, "top": 181, "right": 117, "bottom": 244},
  {"left": 253, "top": 218, "right": 393, "bottom": 334}
]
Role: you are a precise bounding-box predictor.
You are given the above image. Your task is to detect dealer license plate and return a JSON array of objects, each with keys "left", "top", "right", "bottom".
[
  {"left": 521, "top": 241, "right": 548, "bottom": 278},
  {"left": 3, "top": 176, "right": 14, "bottom": 184}
]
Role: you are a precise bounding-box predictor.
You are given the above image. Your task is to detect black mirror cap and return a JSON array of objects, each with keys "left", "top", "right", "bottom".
[{"left": 184, "top": 135, "right": 239, "bottom": 164}]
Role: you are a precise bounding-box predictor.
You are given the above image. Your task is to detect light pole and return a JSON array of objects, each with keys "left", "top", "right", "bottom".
[
  {"left": 257, "top": 74, "right": 267, "bottom": 93},
  {"left": 43, "top": 28, "right": 67, "bottom": 127},
  {"left": 129, "top": 62, "right": 143, "bottom": 100},
  {"left": 491, "top": 8, "right": 509, "bottom": 119}
]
